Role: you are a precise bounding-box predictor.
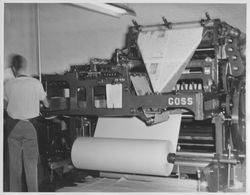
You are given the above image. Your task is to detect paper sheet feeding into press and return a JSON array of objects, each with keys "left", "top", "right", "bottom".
[
  {"left": 72, "top": 114, "right": 181, "bottom": 176},
  {"left": 137, "top": 27, "right": 203, "bottom": 93},
  {"left": 94, "top": 115, "right": 181, "bottom": 147}
]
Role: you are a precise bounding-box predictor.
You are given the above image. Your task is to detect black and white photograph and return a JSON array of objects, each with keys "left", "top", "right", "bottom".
[{"left": 1, "top": 1, "right": 248, "bottom": 193}]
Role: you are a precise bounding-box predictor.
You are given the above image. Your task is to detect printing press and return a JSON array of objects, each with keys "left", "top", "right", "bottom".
[{"left": 41, "top": 15, "right": 246, "bottom": 192}]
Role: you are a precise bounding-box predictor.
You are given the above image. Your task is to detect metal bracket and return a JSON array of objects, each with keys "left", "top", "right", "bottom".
[
  {"left": 162, "top": 17, "right": 172, "bottom": 29},
  {"left": 205, "top": 12, "right": 211, "bottom": 20},
  {"left": 132, "top": 20, "right": 140, "bottom": 31},
  {"left": 200, "top": 12, "right": 212, "bottom": 26}
]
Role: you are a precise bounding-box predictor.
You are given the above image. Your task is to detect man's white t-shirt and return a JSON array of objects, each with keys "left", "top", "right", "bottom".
[
  {"left": 4, "top": 67, "right": 15, "bottom": 82},
  {"left": 4, "top": 76, "right": 47, "bottom": 120}
]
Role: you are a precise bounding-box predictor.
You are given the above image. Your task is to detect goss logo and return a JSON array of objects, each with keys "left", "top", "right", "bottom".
[{"left": 168, "top": 97, "right": 193, "bottom": 106}]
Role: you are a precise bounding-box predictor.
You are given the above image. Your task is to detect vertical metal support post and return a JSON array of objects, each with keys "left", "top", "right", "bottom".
[
  {"left": 88, "top": 121, "right": 92, "bottom": 137},
  {"left": 217, "top": 164, "right": 220, "bottom": 192},
  {"left": 212, "top": 19, "right": 220, "bottom": 86},
  {"left": 69, "top": 117, "right": 77, "bottom": 146},
  {"left": 177, "top": 164, "right": 180, "bottom": 179},
  {"left": 214, "top": 114, "right": 224, "bottom": 154},
  {"left": 227, "top": 144, "right": 231, "bottom": 188},
  {"left": 197, "top": 169, "right": 201, "bottom": 192},
  {"left": 36, "top": 4, "right": 42, "bottom": 81},
  {"left": 227, "top": 144, "right": 232, "bottom": 188},
  {"left": 232, "top": 165, "right": 236, "bottom": 186}
]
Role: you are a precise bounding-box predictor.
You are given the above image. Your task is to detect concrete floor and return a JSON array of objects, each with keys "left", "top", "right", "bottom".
[
  {"left": 37, "top": 161, "right": 246, "bottom": 193},
  {"left": 56, "top": 175, "right": 201, "bottom": 192}
]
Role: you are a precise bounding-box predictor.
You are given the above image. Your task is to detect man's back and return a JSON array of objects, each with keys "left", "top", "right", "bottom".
[{"left": 4, "top": 77, "right": 46, "bottom": 120}]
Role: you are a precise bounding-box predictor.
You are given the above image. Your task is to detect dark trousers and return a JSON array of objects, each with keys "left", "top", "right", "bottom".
[
  {"left": 3, "top": 113, "right": 18, "bottom": 192},
  {"left": 5, "top": 117, "right": 39, "bottom": 192}
]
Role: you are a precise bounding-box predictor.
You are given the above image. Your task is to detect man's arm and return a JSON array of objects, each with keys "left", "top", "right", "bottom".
[
  {"left": 4, "top": 82, "right": 9, "bottom": 110},
  {"left": 37, "top": 80, "right": 49, "bottom": 108},
  {"left": 41, "top": 97, "right": 49, "bottom": 108}
]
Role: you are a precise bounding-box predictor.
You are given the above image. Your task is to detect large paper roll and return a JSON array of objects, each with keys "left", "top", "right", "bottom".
[{"left": 71, "top": 137, "right": 174, "bottom": 176}]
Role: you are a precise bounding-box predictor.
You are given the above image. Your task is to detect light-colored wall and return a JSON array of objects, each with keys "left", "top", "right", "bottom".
[
  {"left": 4, "top": 3, "right": 38, "bottom": 75},
  {"left": 4, "top": 3, "right": 246, "bottom": 75}
]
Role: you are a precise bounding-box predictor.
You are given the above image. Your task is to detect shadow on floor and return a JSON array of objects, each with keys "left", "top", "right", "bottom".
[{"left": 39, "top": 169, "right": 98, "bottom": 192}]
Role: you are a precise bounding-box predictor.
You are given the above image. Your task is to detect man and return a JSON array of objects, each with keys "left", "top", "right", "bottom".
[{"left": 4, "top": 54, "right": 49, "bottom": 192}]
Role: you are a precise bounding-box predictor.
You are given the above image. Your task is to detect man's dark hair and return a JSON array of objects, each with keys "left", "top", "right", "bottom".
[{"left": 11, "top": 55, "right": 25, "bottom": 72}]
